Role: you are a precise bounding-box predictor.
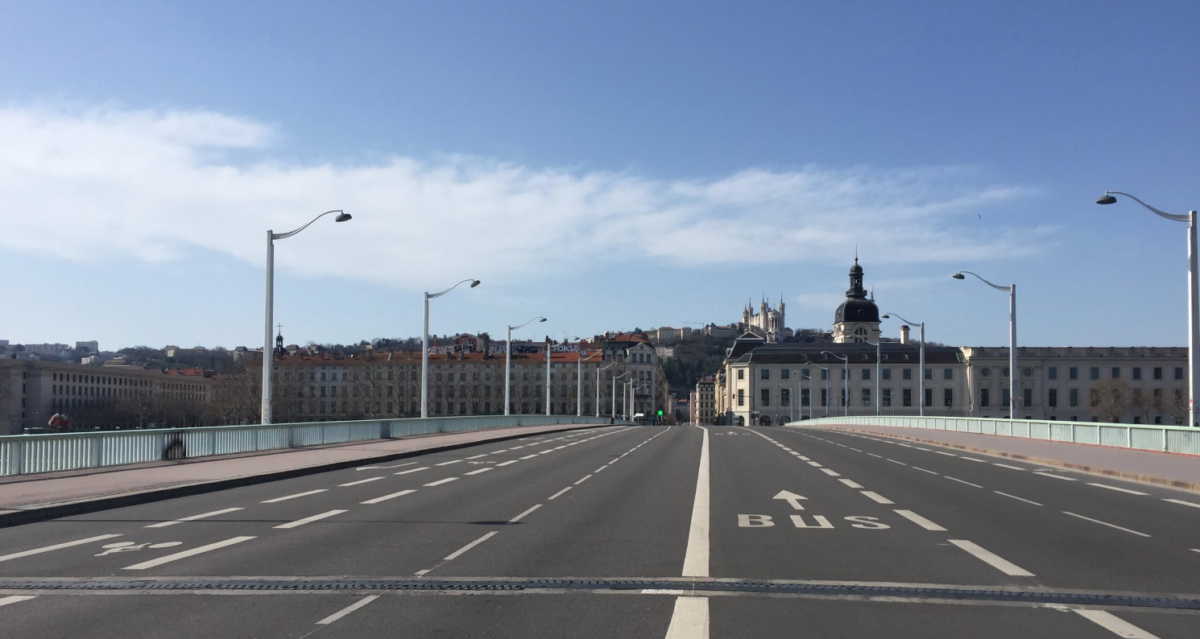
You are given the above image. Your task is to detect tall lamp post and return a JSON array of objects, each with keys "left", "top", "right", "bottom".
[
  {"left": 612, "top": 372, "right": 629, "bottom": 420},
  {"left": 262, "top": 209, "right": 351, "bottom": 424},
  {"left": 597, "top": 362, "right": 618, "bottom": 418},
  {"left": 505, "top": 317, "right": 546, "bottom": 416},
  {"left": 822, "top": 352, "right": 849, "bottom": 416},
  {"left": 820, "top": 367, "right": 830, "bottom": 417},
  {"left": 422, "top": 279, "right": 480, "bottom": 418},
  {"left": 882, "top": 313, "right": 925, "bottom": 417},
  {"left": 953, "top": 271, "right": 1016, "bottom": 418},
  {"left": 1099, "top": 192, "right": 1199, "bottom": 427},
  {"left": 865, "top": 341, "right": 882, "bottom": 416},
  {"left": 545, "top": 337, "right": 552, "bottom": 416}
]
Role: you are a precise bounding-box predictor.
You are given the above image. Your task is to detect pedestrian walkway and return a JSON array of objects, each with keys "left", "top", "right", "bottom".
[
  {"left": 797, "top": 423, "right": 1200, "bottom": 492},
  {"left": 0, "top": 422, "right": 606, "bottom": 516}
]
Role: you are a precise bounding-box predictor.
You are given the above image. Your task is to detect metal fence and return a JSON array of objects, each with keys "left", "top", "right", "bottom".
[
  {"left": 0, "top": 415, "right": 612, "bottom": 477},
  {"left": 787, "top": 415, "right": 1200, "bottom": 455}
]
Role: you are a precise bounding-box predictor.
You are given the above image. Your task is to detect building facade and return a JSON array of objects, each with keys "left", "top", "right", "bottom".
[
  {"left": 693, "top": 374, "right": 716, "bottom": 425},
  {"left": 742, "top": 297, "right": 787, "bottom": 343}
]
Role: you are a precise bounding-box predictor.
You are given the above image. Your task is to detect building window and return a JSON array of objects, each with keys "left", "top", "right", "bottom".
[
  {"left": 862, "top": 388, "right": 871, "bottom": 406},
  {"left": 737, "top": 389, "right": 745, "bottom": 407},
  {"left": 781, "top": 388, "right": 790, "bottom": 405},
  {"left": 782, "top": 369, "right": 790, "bottom": 380},
  {"left": 902, "top": 389, "right": 912, "bottom": 407},
  {"left": 924, "top": 368, "right": 932, "bottom": 380},
  {"left": 1002, "top": 367, "right": 1009, "bottom": 378},
  {"left": 943, "top": 389, "right": 953, "bottom": 407},
  {"left": 924, "top": 388, "right": 932, "bottom": 407},
  {"left": 1069, "top": 367, "right": 1078, "bottom": 380},
  {"left": 1090, "top": 367, "right": 1100, "bottom": 380},
  {"left": 981, "top": 388, "right": 990, "bottom": 407},
  {"left": 760, "top": 389, "right": 770, "bottom": 407},
  {"left": 821, "top": 369, "right": 829, "bottom": 380},
  {"left": 737, "top": 370, "right": 745, "bottom": 380},
  {"left": 1153, "top": 367, "right": 1163, "bottom": 380},
  {"left": 1002, "top": 389, "right": 1010, "bottom": 408},
  {"left": 1048, "top": 367, "right": 1057, "bottom": 380},
  {"left": 761, "top": 369, "right": 770, "bottom": 380},
  {"left": 903, "top": 368, "right": 912, "bottom": 380},
  {"left": 1023, "top": 388, "right": 1032, "bottom": 407},
  {"left": 801, "top": 369, "right": 810, "bottom": 380},
  {"left": 1132, "top": 367, "right": 1142, "bottom": 380},
  {"left": 1176, "top": 367, "right": 1184, "bottom": 380},
  {"left": 1069, "top": 388, "right": 1079, "bottom": 407},
  {"left": 943, "top": 368, "right": 953, "bottom": 380},
  {"left": 882, "top": 368, "right": 891, "bottom": 380},
  {"left": 862, "top": 369, "right": 871, "bottom": 380},
  {"left": 821, "top": 388, "right": 828, "bottom": 407},
  {"left": 1048, "top": 388, "right": 1058, "bottom": 407},
  {"left": 1112, "top": 367, "right": 1120, "bottom": 379},
  {"left": 801, "top": 388, "right": 810, "bottom": 407},
  {"left": 882, "top": 388, "right": 892, "bottom": 407}
]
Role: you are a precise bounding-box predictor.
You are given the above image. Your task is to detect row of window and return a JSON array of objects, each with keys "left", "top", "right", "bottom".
[
  {"left": 741, "top": 387, "right": 953, "bottom": 408},
  {"left": 743, "top": 366, "right": 1187, "bottom": 382}
]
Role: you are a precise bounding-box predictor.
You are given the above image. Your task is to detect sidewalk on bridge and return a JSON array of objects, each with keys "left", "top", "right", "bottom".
[
  {"left": 0, "top": 422, "right": 608, "bottom": 527},
  {"left": 796, "top": 423, "right": 1200, "bottom": 493}
]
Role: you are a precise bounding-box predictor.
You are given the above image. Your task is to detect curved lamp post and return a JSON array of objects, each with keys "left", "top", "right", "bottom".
[
  {"left": 821, "top": 351, "right": 849, "bottom": 416},
  {"left": 612, "top": 372, "right": 630, "bottom": 420},
  {"left": 1099, "top": 192, "right": 1199, "bottom": 427},
  {"left": 865, "top": 341, "right": 882, "bottom": 416},
  {"left": 953, "top": 271, "right": 1016, "bottom": 418},
  {"left": 820, "top": 367, "right": 830, "bottom": 417},
  {"left": 505, "top": 317, "right": 546, "bottom": 415},
  {"left": 262, "top": 210, "right": 351, "bottom": 424},
  {"left": 421, "top": 279, "right": 481, "bottom": 418},
  {"left": 597, "top": 362, "right": 618, "bottom": 418},
  {"left": 882, "top": 313, "right": 925, "bottom": 417}
]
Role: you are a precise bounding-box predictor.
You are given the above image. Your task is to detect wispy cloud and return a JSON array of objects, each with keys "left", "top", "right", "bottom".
[{"left": 0, "top": 105, "right": 1049, "bottom": 289}]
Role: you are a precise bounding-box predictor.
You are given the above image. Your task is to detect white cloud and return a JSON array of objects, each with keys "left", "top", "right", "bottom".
[
  {"left": 0, "top": 105, "right": 1050, "bottom": 289},
  {"left": 794, "top": 293, "right": 847, "bottom": 310}
]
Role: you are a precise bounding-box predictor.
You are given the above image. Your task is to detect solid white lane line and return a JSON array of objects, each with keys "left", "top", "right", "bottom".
[
  {"left": 548, "top": 487, "right": 572, "bottom": 500},
  {"left": 960, "top": 457, "right": 986, "bottom": 463},
  {"left": 316, "top": 595, "right": 379, "bottom": 625},
  {"left": 1088, "top": 483, "right": 1149, "bottom": 496},
  {"left": 124, "top": 536, "right": 256, "bottom": 570},
  {"left": 147, "top": 507, "right": 244, "bottom": 528},
  {"left": 575, "top": 475, "right": 593, "bottom": 485},
  {"left": 436, "top": 460, "right": 463, "bottom": 466},
  {"left": 1074, "top": 609, "right": 1161, "bottom": 639},
  {"left": 820, "top": 468, "right": 841, "bottom": 477},
  {"left": 664, "top": 596, "right": 709, "bottom": 639},
  {"left": 895, "top": 509, "right": 947, "bottom": 531},
  {"left": 1063, "top": 512, "right": 1151, "bottom": 537},
  {"left": 0, "top": 534, "right": 123, "bottom": 563},
  {"left": 497, "top": 460, "right": 519, "bottom": 467},
  {"left": 839, "top": 479, "right": 864, "bottom": 489},
  {"left": 464, "top": 468, "right": 493, "bottom": 476},
  {"left": 361, "top": 489, "right": 417, "bottom": 504},
  {"left": 1164, "top": 498, "right": 1200, "bottom": 509},
  {"left": 860, "top": 491, "right": 894, "bottom": 505},
  {"left": 0, "top": 596, "right": 36, "bottom": 607},
  {"left": 275, "top": 509, "right": 347, "bottom": 529},
  {"left": 887, "top": 459, "right": 907, "bottom": 466},
  {"left": 945, "top": 476, "right": 983, "bottom": 488},
  {"left": 682, "top": 426, "right": 710, "bottom": 578},
  {"left": 949, "top": 539, "right": 1034, "bottom": 577},
  {"left": 912, "top": 467, "right": 938, "bottom": 475},
  {"left": 261, "top": 489, "right": 327, "bottom": 503},
  {"left": 993, "top": 463, "right": 1026, "bottom": 471},
  {"left": 339, "top": 477, "right": 385, "bottom": 487},
  {"left": 425, "top": 477, "right": 459, "bottom": 487},
  {"left": 995, "top": 491, "right": 1043, "bottom": 506},
  {"left": 395, "top": 467, "right": 430, "bottom": 475},
  {"left": 466, "top": 454, "right": 488, "bottom": 459},
  {"left": 444, "top": 531, "right": 498, "bottom": 561},
  {"left": 1034, "top": 472, "right": 1077, "bottom": 481},
  {"left": 508, "top": 504, "right": 542, "bottom": 524}
]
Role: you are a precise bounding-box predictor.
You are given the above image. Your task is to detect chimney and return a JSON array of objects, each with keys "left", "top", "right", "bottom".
[{"left": 899, "top": 325, "right": 910, "bottom": 345}]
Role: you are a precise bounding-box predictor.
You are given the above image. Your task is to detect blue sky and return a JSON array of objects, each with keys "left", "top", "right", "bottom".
[{"left": 0, "top": 1, "right": 1197, "bottom": 351}]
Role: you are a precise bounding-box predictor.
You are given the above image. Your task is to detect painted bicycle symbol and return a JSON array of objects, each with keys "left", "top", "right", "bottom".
[{"left": 95, "top": 541, "right": 183, "bottom": 556}]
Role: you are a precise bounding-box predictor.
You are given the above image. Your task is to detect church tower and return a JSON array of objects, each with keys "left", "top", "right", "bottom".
[{"left": 832, "top": 258, "right": 881, "bottom": 344}]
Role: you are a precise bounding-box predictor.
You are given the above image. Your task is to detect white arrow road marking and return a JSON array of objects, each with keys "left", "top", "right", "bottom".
[
  {"left": 124, "top": 536, "right": 256, "bottom": 570},
  {"left": 316, "top": 595, "right": 379, "bottom": 625},
  {"left": 0, "top": 534, "right": 122, "bottom": 563},
  {"left": 773, "top": 490, "right": 808, "bottom": 510}
]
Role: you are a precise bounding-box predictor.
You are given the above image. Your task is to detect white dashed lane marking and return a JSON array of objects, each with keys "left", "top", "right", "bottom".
[
  {"left": 147, "top": 507, "right": 244, "bottom": 528},
  {"left": 124, "top": 536, "right": 256, "bottom": 571},
  {"left": 894, "top": 509, "right": 947, "bottom": 531},
  {"left": 275, "top": 509, "right": 347, "bottom": 529},
  {"left": 1063, "top": 512, "right": 1151, "bottom": 538},
  {"left": 361, "top": 489, "right": 417, "bottom": 505},
  {"left": 995, "top": 491, "right": 1042, "bottom": 506},
  {"left": 1087, "top": 483, "right": 1149, "bottom": 496},
  {"left": 0, "top": 534, "right": 123, "bottom": 563},
  {"left": 261, "top": 489, "right": 327, "bottom": 504},
  {"left": 949, "top": 539, "right": 1034, "bottom": 577},
  {"left": 945, "top": 476, "right": 983, "bottom": 488},
  {"left": 316, "top": 596, "right": 379, "bottom": 626}
]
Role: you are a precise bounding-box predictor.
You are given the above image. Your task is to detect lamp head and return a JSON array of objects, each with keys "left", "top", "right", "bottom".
[
  {"left": 470, "top": 280, "right": 481, "bottom": 288},
  {"left": 881, "top": 314, "right": 891, "bottom": 319},
  {"left": 1096, "top": 193, "right": 1117, "bottom": 205},
  {"left": 335, "top": 212, "right": 352, "bottom": 222},
  {"left": 952, "top": 273, "right": 965, "bottom": 280},
  {"left": 540, "top": 318, "right": 547, "bottom": 323}
]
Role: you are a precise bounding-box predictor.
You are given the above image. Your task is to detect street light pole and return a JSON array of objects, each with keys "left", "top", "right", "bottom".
[
  {"left": 262, "top": 209, "right": 351, "bottom": 424},
  {"left": 821, "top": 367, "right": 829, "bottom": 417},
  {"left": 882, "top": 314, "right": 926, "bottom": 417},
  {"left": 954, "top": 272, "right": 1016, "bottom": 418},
  {"left": 545, "top": 338, "right": 552, "bottom": 416},
  {"left": 822, "top": 352, "right": 849, "bottom": 416},
  {"left": 422, "top": 279, "right": 480, "bottom": 419},
  {"left": 505, "top": 317, "right": 546, "bottom": 416},
  {"left": 1099, "top": 192, "right": 1199, "bottom": 427},
  {"left": 613, "top": 373, "right": 629, "bottom": 420},
  {"left": 866, "top": 341, "right": 881, "bottom": 416},
  {"left": 597, "top": 362, "right": 617, "bottom": 418}
]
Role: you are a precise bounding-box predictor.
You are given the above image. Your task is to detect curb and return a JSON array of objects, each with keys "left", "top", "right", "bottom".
[
  {"left": 802, "top": 425, "right": 1200, "bottom": 495},
  {"left": 0, "top": 423, "right": 609, "bottom": 529}
]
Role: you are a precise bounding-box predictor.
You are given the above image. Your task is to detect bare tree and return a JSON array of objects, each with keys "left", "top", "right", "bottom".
[{"left": 1091, "top": 378, "right": 1128, "bottom": 422}]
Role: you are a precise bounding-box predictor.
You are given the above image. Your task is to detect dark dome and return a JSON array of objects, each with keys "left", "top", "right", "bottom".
[{"left": 835, "top": 298, "right": 879, "bottom": 323}]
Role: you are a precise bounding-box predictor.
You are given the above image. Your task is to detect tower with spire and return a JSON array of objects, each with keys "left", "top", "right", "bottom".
[
  {"left": 742, "top": 294, "right": 787, "bottom": 343},
  {"left": 832, "top": 256, "right": 882, "bottom": 343}
]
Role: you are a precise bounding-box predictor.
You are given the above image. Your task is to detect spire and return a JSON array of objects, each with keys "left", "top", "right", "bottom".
[{"left": 846, "top": 256, "right": 866, "bottom": 299}]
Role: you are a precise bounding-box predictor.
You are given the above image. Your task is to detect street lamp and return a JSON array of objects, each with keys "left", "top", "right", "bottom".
[
  {"left": 262, "top": 209, "right": 351, "bottom": 424},
  {"left": 822, "top": 352, "right": 849, "bottom": 416},
  {"left": 1099, "top": 191, "right": 1199, "bottom": 427},
  {"left": 612, "top": 372, "right": 629, "bottom": 420},
  {"left": 953, "top": 271, "right": 1016, "bottom": 418},
  {"left": 865, "top": 341, "right": 882, "bottom": 416},
  {"left": 422, "top": 279, "right": 481, "bottom": 418},
  {"left": 820, "top": 367, "right": 830, "bottom": 417},
  {"left": 505, "top": 317, "right": 546, "bottom": 416},
  {"left": 597, "top": 362, "right": 618, "bottom": 418},
  {"left": 545, "top": 337, "right": 552, "bottom": 416},
  {"left": 882, "top": 313, "right": 925, "bottom": 417}
]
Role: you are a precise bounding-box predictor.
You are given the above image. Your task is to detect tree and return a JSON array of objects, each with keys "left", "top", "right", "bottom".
[{"left": 1091, "top": 378, "right": 1128, "bottom": 422}]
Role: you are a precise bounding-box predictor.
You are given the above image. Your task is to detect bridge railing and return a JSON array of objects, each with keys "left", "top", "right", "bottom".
[
  {"left": 0, "top": 415, "right": 613, "bottom": 477},
  {"left": 786, "top": 416, "right": 1200, "bottom": 455}
]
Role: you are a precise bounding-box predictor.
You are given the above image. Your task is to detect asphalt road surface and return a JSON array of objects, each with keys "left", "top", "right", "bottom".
[{"left": 0, "top": 424, "right": 1197, "bottom": 638}]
